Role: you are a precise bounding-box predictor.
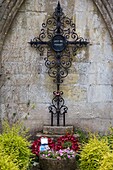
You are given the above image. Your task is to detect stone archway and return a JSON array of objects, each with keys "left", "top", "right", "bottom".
[{"left": 0, "top": 0, "right": 113, "bottom": 132}]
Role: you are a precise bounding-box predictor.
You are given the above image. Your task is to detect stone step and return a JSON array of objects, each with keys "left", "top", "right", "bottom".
[
  {"left": 43, "top": 125, "right": 74, "bottom": 135},
  {"left": 36, "top": 132, "right": 79, "bottom": 141}
]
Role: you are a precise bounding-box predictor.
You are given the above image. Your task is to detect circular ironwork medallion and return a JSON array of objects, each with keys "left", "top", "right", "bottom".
[{"left": 51, "top": 35, "right": 67, "bottom": 52}]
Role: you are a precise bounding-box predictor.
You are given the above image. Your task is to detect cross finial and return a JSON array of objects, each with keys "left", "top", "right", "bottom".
[
  {"left": 57, "top": 1, "right": 61, "bottom": 8},
  {"left": 56, "top": 1, "right": 62, "bottom": 15}
]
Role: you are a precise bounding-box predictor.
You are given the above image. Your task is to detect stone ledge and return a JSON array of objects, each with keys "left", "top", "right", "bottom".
[
  {"left": 36, "top": 132, "right": 79, "bottom": 141},
  {"left": 43, "top": 126, "right": 74, "bottom": 135}
]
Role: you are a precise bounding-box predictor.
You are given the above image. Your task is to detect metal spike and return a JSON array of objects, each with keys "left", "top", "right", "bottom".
[{"left": 58, "top": 1, "right": 60, "bottom": 7}]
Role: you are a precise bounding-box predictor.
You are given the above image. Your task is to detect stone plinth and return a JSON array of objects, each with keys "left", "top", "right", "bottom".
[
  {"left": 43, "top": 126, "right": 74, "bottom": 135},
  {"left": 39, "top": 156, "right": 76, "bottom": 170},
  {"left": 36, "top": 132, "right": 79, "bottom": 140}
]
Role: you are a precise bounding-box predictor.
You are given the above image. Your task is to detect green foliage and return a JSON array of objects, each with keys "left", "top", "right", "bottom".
[
  {"left": 74, "top": 128, "right": 89, "bottom": 169},
  {"left": 80, "top": 134, "right": 110, "bottom": 170},
  {"left": 75, "top": 128, "right": 88, "bottom": 144},
  {"left": 97, "top": 128, "right": 113, "bottom": 170},
  {"left": 106, "top": 127, "right": 113, "bottom": 150},
  {"left": 98, "top": 152, "right": 113, "bottom": 170},
  {"left": 0, "top": 121, "right": 32, "bottom": 170},
  {"left": 2, "top": 120, "right": 29, "bottom": 138},
  {"left": 0, "top": 145, "right": 19, "bottom": 170},
  {"left": 62, "top": 141, "right": 72, "bottom": 148}
]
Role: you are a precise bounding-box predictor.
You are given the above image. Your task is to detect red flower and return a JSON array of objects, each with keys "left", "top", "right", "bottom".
[
  {"left": 55, "top": 134, "right": 80, "bottom": 152},
  {"left": 32, "top": 137, "right": 55, "bottom": 156},
  {"left": 32, "top": 134, "right": 80, "bottom": 156}
]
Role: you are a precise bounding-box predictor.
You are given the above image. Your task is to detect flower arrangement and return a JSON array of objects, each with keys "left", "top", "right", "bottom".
[
  {"left": 32, "top": 137, "right": 55, "bottom": 156},
  {"left": 56, "top": 134, "right": 79, "bottom": 151},
  {"left": 40, "top": 148, "right": 76, "bottom": 160},
  {"left": 32, "top": 134, "right": 79, "bottom": 170},
  {"left": 32, "top": 134, "right": 79, "bottom": 156}
]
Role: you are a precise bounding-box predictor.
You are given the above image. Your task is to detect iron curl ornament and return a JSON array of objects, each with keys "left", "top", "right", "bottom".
[{"left": 29, "top": 2, "right": 89, "bottom": 126}]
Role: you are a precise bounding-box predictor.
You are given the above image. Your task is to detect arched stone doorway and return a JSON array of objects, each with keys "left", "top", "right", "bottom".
[{"left": 0, "top": 0, "right": 113, "bottom": 133}]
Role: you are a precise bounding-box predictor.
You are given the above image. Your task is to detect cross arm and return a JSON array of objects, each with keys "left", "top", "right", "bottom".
[
  {"left": 28, "top": 39, "right": 49, "bottom": 55},
  {"left": 28, "top": 39, "right": 48, "bottom": 47},
  {"left": 68, "top": 39, "right": 89, "bottom": 46}
]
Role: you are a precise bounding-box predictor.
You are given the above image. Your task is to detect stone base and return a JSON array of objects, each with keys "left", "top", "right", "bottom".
[
  {"left": 43, "top": 125, "right": 74, "bottom": 135},
  {"left": 35, "top": 125, "right": 79, "bottom": 141},
  {"left": 36, "top": 132, "right": 79, "bottom": 140},
  {"left": 39, "top": 156, "right": 76, "bottom": 170}
]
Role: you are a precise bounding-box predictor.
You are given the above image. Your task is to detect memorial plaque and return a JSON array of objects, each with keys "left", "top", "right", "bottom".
[{"left": 51, "top": 35, "right": 67, "bottom": 52}]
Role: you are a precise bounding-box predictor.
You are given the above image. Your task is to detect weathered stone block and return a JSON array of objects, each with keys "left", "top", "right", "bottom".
[
  {"left": 88, "top": 85, "right": 113, "bottom": 102},
  {"left": 43, "top": 126, "right": 74, "bottom": 135}
]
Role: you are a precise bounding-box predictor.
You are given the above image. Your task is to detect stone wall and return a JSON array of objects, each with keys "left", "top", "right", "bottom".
[{"left": 0, "top": 0, "right": 113, "bottom": 133}]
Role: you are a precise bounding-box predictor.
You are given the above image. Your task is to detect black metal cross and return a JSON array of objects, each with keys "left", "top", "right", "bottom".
[{"left": 29, "top": 2, "right": 89, "bottom": 126}]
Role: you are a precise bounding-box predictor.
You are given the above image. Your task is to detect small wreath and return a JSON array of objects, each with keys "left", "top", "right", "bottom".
[{"left": 55, "top": 134, "right": 80, "bottom": 152}]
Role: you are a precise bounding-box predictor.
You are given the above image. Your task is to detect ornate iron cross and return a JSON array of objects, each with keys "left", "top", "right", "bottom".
[{"left": 29, "top": 2, "right": 89, "bottom": 126}]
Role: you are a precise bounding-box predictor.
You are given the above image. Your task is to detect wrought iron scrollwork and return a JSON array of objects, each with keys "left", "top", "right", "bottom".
[
  {"left": 29, "top": 1, "right": 89, "bottom": 126},
  {"left": 49, "top": 91, "right": 68, "bottom": 126}
]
